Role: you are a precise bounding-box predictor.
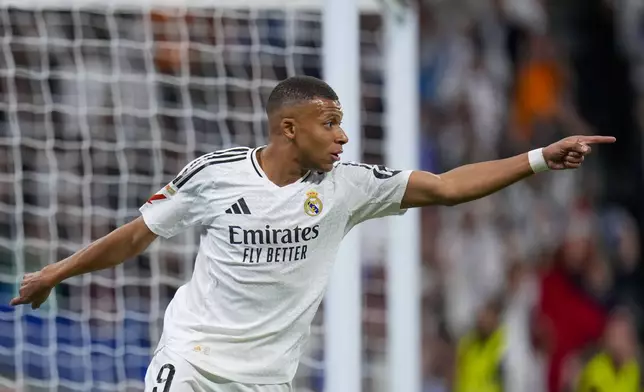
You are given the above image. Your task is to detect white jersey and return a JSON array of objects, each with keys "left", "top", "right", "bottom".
[{"left": 139, "top": 146, "right": 412, "bottom": 384}]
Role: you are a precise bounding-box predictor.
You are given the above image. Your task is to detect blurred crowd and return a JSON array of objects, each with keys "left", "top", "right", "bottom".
[{"left": 412, "top": 0, "right": 644, "bottom": 391}]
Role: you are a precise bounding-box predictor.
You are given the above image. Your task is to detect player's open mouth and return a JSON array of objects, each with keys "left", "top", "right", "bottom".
[{"left": 331, "top": 153, "right": 341, "bottom": 162}]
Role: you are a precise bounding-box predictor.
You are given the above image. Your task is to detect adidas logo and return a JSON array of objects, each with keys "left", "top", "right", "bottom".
[{"left": 225, "top": 198, "right": 251, "bottom": 215}]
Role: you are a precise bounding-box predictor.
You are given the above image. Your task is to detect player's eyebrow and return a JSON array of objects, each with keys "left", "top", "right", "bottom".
[
  {"left": 319, "top": 113, "right": 342, "bottom": 124},
  {"left": 319, "top": 104, "right": 343, "bottom": 117},
  {"left": 321, "top": 110, "right": 342, "bottom": 118}
]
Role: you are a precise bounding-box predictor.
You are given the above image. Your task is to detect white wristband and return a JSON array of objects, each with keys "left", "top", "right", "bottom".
[{"left": 528, "top": 148, "right": 549, "bottom": 173}]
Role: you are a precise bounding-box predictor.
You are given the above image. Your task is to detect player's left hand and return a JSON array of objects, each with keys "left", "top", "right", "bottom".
[
  {"left": 542, "top": 135, "right": 616, "bottom": 170},
  {"left": 10, "top": 267, "right": 57, "bottom": 309}
]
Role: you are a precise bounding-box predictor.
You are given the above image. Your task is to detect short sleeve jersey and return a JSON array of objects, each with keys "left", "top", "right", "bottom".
[{"left": 139, "top": 146, "right": 412, "bottom": 384}]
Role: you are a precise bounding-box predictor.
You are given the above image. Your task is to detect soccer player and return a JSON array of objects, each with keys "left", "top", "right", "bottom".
[{"left": 10, "top": 76, "right": 614, "bottom": 392}]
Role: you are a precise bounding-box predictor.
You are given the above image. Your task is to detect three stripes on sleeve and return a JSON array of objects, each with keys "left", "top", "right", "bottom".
[
  {"left": 168, "top": 147, "right": 254, "bottom": 215},
  {"left": 171, "top": 147, "right": 250, "bottom": 189}
]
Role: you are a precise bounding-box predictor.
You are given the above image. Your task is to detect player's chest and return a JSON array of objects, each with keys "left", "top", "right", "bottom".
[
  {"left": 213, "top": 182, "right": 340, "bottom": 225},
  {"left": 211, "top": 183, "right": 345, "bottom": 264}
]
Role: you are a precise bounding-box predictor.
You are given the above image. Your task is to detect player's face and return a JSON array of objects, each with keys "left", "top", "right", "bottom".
[{"left": 293, "top": 99, "right": 348, "bottom": 172}]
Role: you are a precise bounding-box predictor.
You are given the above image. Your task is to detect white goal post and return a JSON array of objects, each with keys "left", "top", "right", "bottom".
[
  {"left": 324, "top": 1, "right": 420, "bottom": 392},
  {"left": 384, "top": 5, "right": 422, "bottom": 392},
  {"left": 0, "top": 0, "right": 420, "bottom": 390},
  {"left": 322, "top": 0, "right": 362, "bottom": 391}
]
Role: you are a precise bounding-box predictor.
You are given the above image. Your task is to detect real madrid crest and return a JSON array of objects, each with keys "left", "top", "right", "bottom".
[{"left": 304, "top": 190, "right": 323, "bottom": 217}]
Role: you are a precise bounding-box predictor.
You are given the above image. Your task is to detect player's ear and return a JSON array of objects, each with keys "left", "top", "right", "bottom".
[{"left": 281, "top": 118, "right": 296, "bottom": 140}]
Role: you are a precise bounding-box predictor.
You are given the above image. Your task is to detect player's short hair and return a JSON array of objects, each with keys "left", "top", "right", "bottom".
[{"left": 266, "top": 75, "right": 339, "bottom": 115}]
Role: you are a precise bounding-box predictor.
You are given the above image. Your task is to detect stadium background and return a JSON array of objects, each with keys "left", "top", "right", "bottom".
[{"left": 0, "top": 0, "right": 643, "bottom": 391}]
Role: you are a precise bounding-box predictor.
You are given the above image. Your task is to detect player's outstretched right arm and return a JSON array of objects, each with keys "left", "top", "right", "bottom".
[
  {"left": 400, "top": 135, "right": 615, "bottom": 208},
  {"left": 10, "top": 216, "right": 158, "bottom": 310}
]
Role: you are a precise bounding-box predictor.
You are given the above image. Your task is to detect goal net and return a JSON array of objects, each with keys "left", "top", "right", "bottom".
[{"left": 0, "top": 1, "right": 391, "bottom": 391}]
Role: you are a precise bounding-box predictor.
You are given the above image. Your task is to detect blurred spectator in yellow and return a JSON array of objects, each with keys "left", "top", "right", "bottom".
[
  {"left": 576, "top": 309, "right": 640, "bottom": 392},
  {"left": 454, "top": 297, "right": 506, "bottom": 392}
]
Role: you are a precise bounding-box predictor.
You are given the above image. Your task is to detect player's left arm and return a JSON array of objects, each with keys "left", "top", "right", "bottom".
[{"left": 401, "top": 135, "right": 615, "bottom": 208}]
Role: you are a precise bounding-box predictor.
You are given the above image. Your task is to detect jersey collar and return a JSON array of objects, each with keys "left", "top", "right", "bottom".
[{"left": 249, "top": 146, "right": 312, "bottom": 185}]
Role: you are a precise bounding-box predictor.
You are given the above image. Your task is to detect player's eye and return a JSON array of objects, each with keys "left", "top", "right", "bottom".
[{"left": 324, "top": 120, "right": 340, "bottom": 129}]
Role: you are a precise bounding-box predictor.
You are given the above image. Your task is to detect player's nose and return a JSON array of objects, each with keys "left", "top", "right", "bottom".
[{"left": 336, "top": 128, "right": 349, "bottom": 145}]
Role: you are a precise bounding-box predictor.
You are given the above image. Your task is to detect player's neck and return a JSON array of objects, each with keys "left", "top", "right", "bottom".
[{"left": 257, "top": 144, "right": 308, "bottom": 187}]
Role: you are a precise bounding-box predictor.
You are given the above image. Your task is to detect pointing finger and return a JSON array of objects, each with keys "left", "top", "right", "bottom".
[
  {"left": 577, "top": 136, "right": 616, "bottom": 144},
  {"left": 10, "top": 296, "right": 26, "bottom": 306}
]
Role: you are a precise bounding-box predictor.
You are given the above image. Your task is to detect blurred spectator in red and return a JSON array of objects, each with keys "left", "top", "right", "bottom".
[{"left": 536, "top": 202, "right": 609, "bottom": 392}]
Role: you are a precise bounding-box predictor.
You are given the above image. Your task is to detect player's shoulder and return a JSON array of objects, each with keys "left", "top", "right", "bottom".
[
  {"left": 329, "top": 161, "right": 402, "bottom": 180},
  {"left": 195, "top": 146, "right": 251, "bottom": 162},
  {"left": 185, "top": 146, "right": 251, "bottom": 172},
  {"left": 332, "top": 161, "right": 373, "bottom": 173},
  {"left": 173, "top": 146, "right": 252, "bottom": 188}
]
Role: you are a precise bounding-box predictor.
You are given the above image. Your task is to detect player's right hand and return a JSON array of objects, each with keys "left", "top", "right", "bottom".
[
  {"left": 10, "top": 268, "right": 57, "bottom": 309},
  {"left": 542, "top": 135, "right": 616, "bottom": 170}
]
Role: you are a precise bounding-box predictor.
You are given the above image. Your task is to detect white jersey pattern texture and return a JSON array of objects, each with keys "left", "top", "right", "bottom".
[{"left": 139, "top": 146, "right": 412, "bottom": 384}]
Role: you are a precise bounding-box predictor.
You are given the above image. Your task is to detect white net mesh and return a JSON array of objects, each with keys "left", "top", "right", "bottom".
[{"left": 0, "top": 3, "right": 389, "bottom": 392}]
